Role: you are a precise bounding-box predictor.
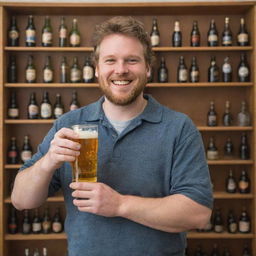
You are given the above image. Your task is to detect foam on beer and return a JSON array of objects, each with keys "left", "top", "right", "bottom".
[{"left": 73, "top": 127, "right": 98, "bottom": 139}]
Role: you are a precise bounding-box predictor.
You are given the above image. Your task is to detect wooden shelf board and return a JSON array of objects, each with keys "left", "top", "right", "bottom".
[
  {"left": 208, "top": 159, "right": 254, "bottom": 165},
  {"left": 5, "top": 119, "right": 54, "bottom": 124},
  {"left": 5, "top": 83, "right": 99, "bottom": 88},
  {"left": 4, "top": 196, "right": 64, "bottom": 203},
  {"left": 198, "top": 126, "right": 253, "bottom": 131},
  {"left": 5, "top": 47, "right": 94, "bottom": 52},
  {"left": 214, "top": 192, "right": 253, "bottom": 199},
  {"left": 188, "top": 231, "right": 254, "bottom": 239},
  {"left": 5, "top": 233, "right": 66, "bottom": 240}
]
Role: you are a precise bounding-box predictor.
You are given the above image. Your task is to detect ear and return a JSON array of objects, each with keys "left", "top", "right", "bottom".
[
  {"left": 95, "top": 66, "right": 98, "bottom": 78},
  {"left": 146, "top": 65, "right": 151, "bottom": 78}
]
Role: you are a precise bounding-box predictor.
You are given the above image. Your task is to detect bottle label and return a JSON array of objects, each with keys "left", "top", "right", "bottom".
[
  {"left": 191, "top": 35, "right": 200, "bottom": 44},
  {"left": 59, "top": 28, "right": 67, "bottom": 38},
  {"left": 8, "top": 150, "right": 17, "bottom": 158},
  {"left": 208, "top": 34, "right": 218, "bottom": 42},
  {"left": 70, "top": 34, "right": 80, "bottom": 46},
  {"left": 239, "top": 221, "right": 250, "bottom": 232},
  {"left": 42, "top": 221, "right": 51, "bottom": 232},
  {"left": 238, "top": 33, "right": 249, "bottom": 43},
  {"left": 41, "top": 103, "right": 52, "bottom": 118},
  {"left": 70, "top": 104, "right": 79, "bottom": 111},
  {"left": 238, "top": 67, "right": 249, "bottom": 78},
  {"left": 159, "top": 72, "right": 167, "bottom": 82},
  {"left": 151, "top": 35, "right": 160, "bottom": 47},
  {"left": 21, "top": 150, "right": 32, "bottom": 162},
  {"left": 23, "top": 223, "right": 31, "bottom": 234},
  {"left": 28, "top": 104, "right": 39, "bottom": 116},
  {"left": 179, "top": 69, "right": 188, "bottom": 82},
  {"left": 52, "top": 222, "right": 62, "bottom": 233},
  {"left": 71, "top": 69, "right": 81, "bottom": 82},
  {"left": 239, "top": 180, "right": 249, "bottom": 190},
  {"left": 42, "top": 32, "right": 53, "bottom": 44},
  {"left": 207, "top": 150, "right": 219, "bottom": 160},
  {"left": 227, "top": 180, "right": 236, "bottom": 191},
  {"left": 208, "top": 115, "right": 217, "bottom": 125},
  {"left": 32, "top": 223, "right": 42, "bottom": 232},
  {"left": 44, "top": 69, "right": 53, "bottom": 82},
  {"left": 222, "top": 35, "right": 232, "bottom": 45},
  {"left": 26, "top": 69, "right": 36, "bottom": 82},
  {"left": 54, "top": 107, "right": 64, "bottom": 118},
  {"left": 83, "top": 66, "right": 94, "bottom": 80},
  {"left": 222, "top": 63, "right": 232, "bottom": 73},
  {"left": 26, "top": 29, "right": 36, "bottom": 43},
  {"left": 214, "top": 224, "right": 223, "bottom": 233},
  {"left": 237, "top": 113, "right": 250, "bottom": 126},
  {"left": 9, "top": 30, "right": 19, "bottom": 40},
  {"left": 8, "top": 108, "right": 19, "bottom": 118},
  {"left": 229, "top": 222, "right": 237, "bottom": 233},
  {"left": 190, "top": 70, "right": 199, "bottom": 81}
]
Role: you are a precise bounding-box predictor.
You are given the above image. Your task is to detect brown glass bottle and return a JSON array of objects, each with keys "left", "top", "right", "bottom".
[
  {"left": 8, "top": 16, "right": 19, "bottom": 46},
  {"left": 222, "top": 56, "right": 232, "bottom": 82},
  {"left": 150, "top": 18, "right": 160, "bottom": 47},
  {"left": 8, "top": 55, "right": 17, "bottom": 83},
  {"left": 43, "top": 56, "right": 54, "bottom": 83},
  {"left": 208, "top": 56, "right": 219, "bottom": 82},
  {"left": 158, "top": 57, "right": 168, "bottom": 83},
  {"left": 238, "top": 207, "right": 250, "bottom": 233},
  {"left": 41, "top": 16, "right": 53, "bottom": 47},
  {"left": 189, "top": 56, "right": 199, "bottom": 83},
  {"left": 177, "top": 56, "right": 188, "bottom": 83},
  {"left": 32, "top": 208, "right": 42, "bottom": 234},
  {"left": 222, "top": 17, "right": 232, "bottom": 46},
  {"left": 172, "top": 20, "right": 182, "bottom": 47},
  {"left": 42, "top": 207, "right": 51, "bottom": 234},
  {"left": 213, "top": 208, "right": 224, "bottom": 233},
  {"left": 21, "top": 135, "right": 32, "bottom": 163},
  {"left": 69, "top": 18, "right": 80, "bottom": 47},
  {"left": 25, "top": 15, "right": 36, "bottom": 47},
  {"left": 70, "top": 90, "right": 80, "bottom": 111},
  {"left": 206, "top": 137, "right": 219, "bottom": 160},
  {"left": 238, "top": 170, "right": 250, "bottom": 194},
  {"left": 227, "top": 209, "right": 237, "bottom": 233},
  {"left": 40, "top": 91, "right": 52, "bottom": 119},
  {"left": 83, "top": 57, "right": 94, "bottom": 83},
  {"left": 237, "top": 53, "right": 250, "bottom": 82},
  {"left": 70, "top": 57, "right": 82, "bottom": 83},
  {"left": 207, "top": 19, "right": 218, "bottom": 46},
  {"left": 52, "top": 207, "right": 63, "bottom": 233},
  {"left": 28, "top": 92, "right": 39, "bottom": 119},
  {"left": 59, "top": 16, "right": 68, "bottom": 47},
  {"left": 190, "top": 20, "right": 200, "bottom": 47},
  {"left": 239, "top": 133, "right": 250, "bottom": 160},
  {"left": 60, "top": 56, "right": 69, "bottom": 83},
  {"left": 222, "top": 101, "right": 233, "bottom": 126},
  {"left": 8, "top": 91, "right": 19, "bottom": 119},
  {"left": 7, "top": 137, "right": 19, "bottom": 164},
  {"left": 207, "top": 101, "right": 217, "bottom": 126},
  {"left": 53, "top": 93, "right": 64, "bottom": 119},
  {"left": 22, "top": 209, "right": 31, "bottom": 234},
  {"left": 237, "top": 18, "right": 249, "bottom": 46},
  {"left": 8, "top": 205, "right": 18, "bottom": 234},
  {"left": 226, "top": 169, "right": 236, "bottom": 193},
  {"left": 25, "top": 55, "right": 36, "bottom": 83},
  {"left": 224, "top": 137, "right": 234, "bottom": 158}
]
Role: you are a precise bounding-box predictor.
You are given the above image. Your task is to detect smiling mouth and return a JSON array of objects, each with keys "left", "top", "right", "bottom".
[{"left": 111, "top": 80, "right": 132, "bottom": 85}]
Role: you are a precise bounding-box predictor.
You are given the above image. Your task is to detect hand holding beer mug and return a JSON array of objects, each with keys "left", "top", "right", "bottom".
[{"left": 71, "top": 124, "right": 98, "bottom": 182}]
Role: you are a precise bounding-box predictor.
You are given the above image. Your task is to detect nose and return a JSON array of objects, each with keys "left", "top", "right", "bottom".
[{"left": 114, "top": 61, "right": 129, "bottom": 75}]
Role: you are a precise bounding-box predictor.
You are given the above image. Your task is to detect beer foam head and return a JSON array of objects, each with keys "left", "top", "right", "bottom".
[{"left": 72, "top": 125, "right": 98, "bottom": 139}]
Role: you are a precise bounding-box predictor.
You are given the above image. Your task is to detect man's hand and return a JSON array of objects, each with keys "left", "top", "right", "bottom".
[{"left": 70, "top": 182, "right": 123, "bottom": 217}]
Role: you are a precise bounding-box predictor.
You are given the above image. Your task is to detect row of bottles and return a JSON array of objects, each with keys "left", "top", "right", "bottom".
[
  {"left": 8, "top": 206, "right": 63, "bottom": 234},
  {"left": 24, "top": 247, "right": 48, "bottom": 256},
  {"left": 207, "top": 100, "right": 251, "bottom": 127},
  {"left": 9, "top": 16, "right": 81, "bottom": 47},
  {"left": 150, "top": 17, "right": 249, "bottom": 47},
  {"left": 206, "top": 133, "right": 250, "bottom": 160},
  {"left": 8, "top": 55, "right": 95, "bottom": 83},
  {"left": 8, "top": 90, "right": 80, "bottom": 120},
  {"left": 186, "top": 243, "right": 251, "bottom": 256},
  {"left": 154, "top": 54, "right": 250, "bottom": 83},
  {"left": 198, "top": 207, "right": 251, "bottom": 234}
]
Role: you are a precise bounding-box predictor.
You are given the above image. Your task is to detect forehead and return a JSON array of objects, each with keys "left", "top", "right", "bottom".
[{"left": 98, "top": 34, "right": 144, "bottom": 58}]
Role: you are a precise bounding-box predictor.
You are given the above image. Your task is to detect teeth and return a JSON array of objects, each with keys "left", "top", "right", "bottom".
[{"left": 112, "top": 80, "right": 131, "bottom": 85}]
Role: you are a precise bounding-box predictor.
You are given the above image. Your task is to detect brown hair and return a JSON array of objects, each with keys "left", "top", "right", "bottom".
[{"left": 91, "top": 16, "right": 154, "bottom": 67}]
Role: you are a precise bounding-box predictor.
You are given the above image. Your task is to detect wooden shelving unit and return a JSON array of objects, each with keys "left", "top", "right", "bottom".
[{"left": 0, "top": 1, "right": 255, "bottom": 256}]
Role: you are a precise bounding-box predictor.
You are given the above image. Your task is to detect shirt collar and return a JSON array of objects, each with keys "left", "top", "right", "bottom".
[{"left": 84, "top": 94, "right": 163, "bottom": 123}]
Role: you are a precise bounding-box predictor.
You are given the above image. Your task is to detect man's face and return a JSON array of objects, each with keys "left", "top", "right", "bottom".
[{"left": 95, "top": 34, "right": 150, "bottom": 106}]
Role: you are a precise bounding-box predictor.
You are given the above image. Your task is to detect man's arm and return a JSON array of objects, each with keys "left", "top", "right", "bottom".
[
  {"left": 11, "top": 128, "right": 80, "bottom": 210},
  {"left": 70, "top": 182, "right": 211, "bottom": 233}
]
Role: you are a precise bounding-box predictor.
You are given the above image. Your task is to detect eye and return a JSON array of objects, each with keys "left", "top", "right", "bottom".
[
  {"left": 104, "top": 59, "right": 115, "bottom": 64},
  {"left": 127, "top": 58, "right": 139, "bottom": 64}
]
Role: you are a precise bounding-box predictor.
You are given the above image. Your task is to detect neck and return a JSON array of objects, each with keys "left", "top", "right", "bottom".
[{"left": 102, "top": 94, "right": 147, "bottom": 122}]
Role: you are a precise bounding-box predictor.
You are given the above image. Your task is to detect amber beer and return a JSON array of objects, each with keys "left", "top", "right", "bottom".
[{"left": 72, "top": 124, "right": 98, "bottom": 182}]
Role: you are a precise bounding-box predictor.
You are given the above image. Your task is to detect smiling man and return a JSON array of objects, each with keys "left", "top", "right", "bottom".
[{"left": 11, "top": 16, "right": 213, "bottom": 256}]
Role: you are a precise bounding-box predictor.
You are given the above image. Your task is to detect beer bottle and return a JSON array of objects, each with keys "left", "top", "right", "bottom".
[
  {"left": 190, "top": 20, "right": 200, "bottom": 47},
  {"left": 70, "top": 90, "right": 80, "bottom": 111},
  {"left": 28, "top": 92, "right": 39, "bottom": 119},
  {"left": 59, "top": 16, "right": 68, "bottom": 47},
  {"left": 32, "top": 208, "right": 42, "bottom": 234},
  {"left": 224, "top": 137, "right": 234, "bottom": 159},
  {"left": 42, "top": 248, "right": 48, "bottom": 256},
  {"left": 7, "top": 137, "right": 19, "bottom": 164},
  {"left": 238, "top": 170, "right": 250, "bottom": 194},
  {"left": 60, "top": 56, "right": 69, "bottom": 83},
  {"left": 237, "top": 101, "right": 250, "bottom": 126},
  {"left": 211, "top": 244, "right": 220, "bottom": 256},
  {"left": 207, "top": 101, "right": 217, "bottom": 126},
  {"left": 237, "top": 18, "right": 249, "bottom": 46},
  {"left": 226, "top": 169, "right": 236, "bottom": 193},
  {"left": 8, "top": 205, "right": 18, "bottom": 234},
  {"left": 70, "top": 56, "right": 82, "bottom": 83},
  {"left": 21, "top": 135, "right": 32, "bottom": 163},
  {"left": 238, "top": 207, "right": 250, "bottom": 233},
  {"left": 242, "top": 244, "right": 251, "bottom": 256},
  {"left": 237, "top": 53, "right": 250, "bottom": 82},
  {"left": 40, "top": 91, "right": 52, "bottom": 119},
  {"left": 223, "top": 248, "right": 231, "bottom": 256},
  {"left": 52, "top": 207, "right": 63, "bottom": 233},
  {"left": 42, "top": 207, "right": 51, "bottom": 234},
  {"left": 8, "top": 91, "right": 19, "bottom": 119},
  {"left": 41, "top": 16, "right": 53, "bottom": 47},
  {"left": 177, "top": 56, "right": 188, "bottom": 83},
  {"left": 207, "top": 19, "right": 218, "bottom": 47},
  {"left": 43, "top": 56, "right": 54, "bottom": 83},
  {"left": 206, "top": 137, "right": 219, "bottom": 160},
  {"left": 8, "top": 55, "right": 17, "bottom": 83},
  {"left": 25, "top": 55, "right": 36, "bottom": 83},
  {"left": 22, "top": 209, "right": 31, "bottom": 234},
  {"left": 150, "top": 18, "right": 160, "bottom": 47},
  {"left": 222, "top": 56, "right": 232, "bottom": 82},
  {"left": 222, "top": 101, "right": 233, "bottom": 126},
  {"left": 33, "top": 248, "right": 40, "bottom": 256},
  {"left": 222, "top": 17, "right": 232, "bottom": 46},
  {"left": 227, "top": 209, "right": 237, "bottom": 233},
  {"left": 69, "top": 18, "right": 80, "bottom": 47},
  {"left": 239, "top": 132, "right": 250, "bottom": 160},
  {"left": 213, "top": 208, "right": 224, "bottom": 233},
  {"left": 157, "top": 57, "right": 168, "bottom": 83},
  {"left": 83, "top": 57, "right": 94, "bottom": 83},
  {"left": 8, "top": 16, "right": 19, "bottom": 46},
  {"left": 172, "top": 20, "right": 182, "bottom": 47},
  {"left": 53, "top": 93, "right": 64, "bottom": 119},
  {"left": 189, "top": 56, "right": 199, "bottom": 83},
  {"left": 24, "top": 248, "right": 30, "bottom": 256},
  {"left": 25, "top": 15, "right": 36, "bottom": 47},
  {"left": 208, "top": 56, "right": 220, "bottom": 82},
  {"left": 147, "top": 67, "right": 154, "bottom": 83}
]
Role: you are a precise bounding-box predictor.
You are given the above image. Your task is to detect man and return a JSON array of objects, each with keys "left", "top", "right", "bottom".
[{"left": 12, "top": 16, "right": 213, "bottom": 256}]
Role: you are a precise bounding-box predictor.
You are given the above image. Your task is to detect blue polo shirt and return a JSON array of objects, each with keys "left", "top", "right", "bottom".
[{"left": 20, "top": 95, "right": 213, "bottom": 256}]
